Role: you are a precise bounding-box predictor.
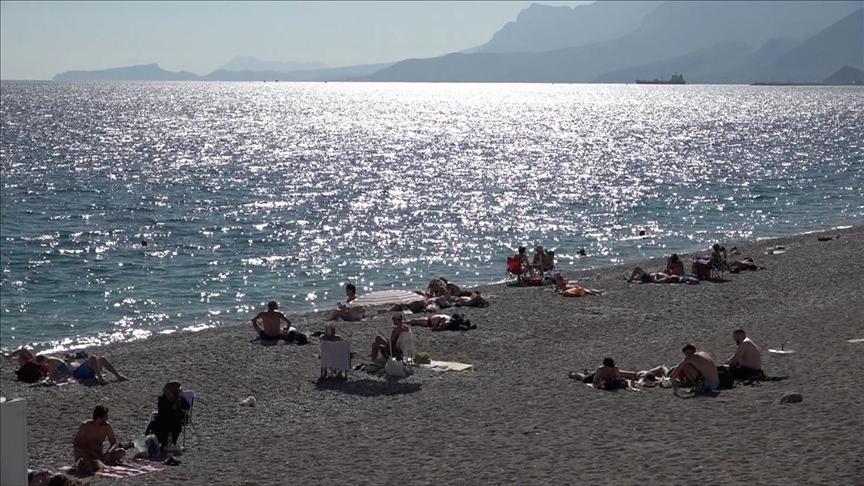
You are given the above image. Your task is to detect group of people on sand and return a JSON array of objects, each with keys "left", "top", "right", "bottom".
[
  {"left": 571, "top": 329, "right": 763, "bottom": 394},
  {"left": 326, "top": 278, "right": 488, "bottom": 323},
  {"left": 510, "top": 245, "right": 555, "bottom": 279},
  {"left": 627, "top": 243, "right": 764, "bottom": 284},
  {"left": 12, "top": 348, "right": 127, "bottom": 385},
  {"left": 11, "top": 348, "right": 191, "bottom": 478}
]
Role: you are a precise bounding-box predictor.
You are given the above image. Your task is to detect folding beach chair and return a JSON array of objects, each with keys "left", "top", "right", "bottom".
[
  {"left": 506, "top": 256, "right": 526, "bottom": 282},
  {"left": 709, "top": 253, "right": 730, "bottom": 280},
  {"left": 181, "top": 389, "right": 200, "bottom": 448},
  {"left": 319, "top": 340, "right": 352, "bottom": 380}
]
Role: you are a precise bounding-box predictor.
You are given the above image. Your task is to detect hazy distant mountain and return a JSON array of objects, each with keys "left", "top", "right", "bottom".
[
  {"left": 53, "top": 63, "right": 200, "bottom": 81},
  {"left": 762, "top": 9, "right": 864, "bottom": 83},
  {"left": 54, "top": 61, "right": 394, "bottom": 82},
  {"left": 476, "top": 1, "right": 661, "bottom": 53},
  {"left": 368, "top": 1, "right": 863, "bottom": 83},
  {"left": 593, "top": 42, "right": 756, "bottom": 84},
  {"left": 203, "top": 62, "right": 393, "bottom": 81},
  {"left": 220, "top": 56, "right": 326, "bottom": 73},
  {"left": 823, "top": 65, "right": 864, "bottom": 84}
]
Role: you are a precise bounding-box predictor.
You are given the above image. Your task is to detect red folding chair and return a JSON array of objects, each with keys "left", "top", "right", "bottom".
[{"left": 507, "top": 256, "right": 526, "bottom": 281}]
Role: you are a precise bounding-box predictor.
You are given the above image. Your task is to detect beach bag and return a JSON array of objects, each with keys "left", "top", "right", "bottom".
[
  {"left": 385, "top": 357, "right": 410, "bottom": 378},
  {"left": 15, "top": 361, "right": 44, "bottom": 383},
  {"left": 717, "top": 366, "right": 734, "bottom": 389}
]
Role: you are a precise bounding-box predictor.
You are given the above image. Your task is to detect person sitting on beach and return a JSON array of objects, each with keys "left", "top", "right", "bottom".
[
  {"left": 13, "top": 349, "right": 127, "bottom": 385},
  {"left": 146, "top": 381, "right": 190, "bottom": 451},
  {"left": 370, "top": 314, "right": 411, "bottom": 361},
  {"left": 426, "top": 277, "right": 453, "bottom": 299},
  {"left": 251, "top": 301, "right": 292, "bottom": 341},
  {"left": 320, "top": 324, "right": 343, "bottom": 342},
  {"left": 671, "top": 344, "right": 720, "bottom": 393},
  {"left": 725, "top": 329, "right": 762, "bottom": 379},
  {"left": 665, "top": 254, "right": 685, "bottom": 276},
  {"left": 592, "top": 358, "right": 628, "bottom": 389},
  {"left": 73, "top": 405, "right": 125, "bottom": 475},
  {"left": 513, "top": 246, "right": 529, "bottom": 269},
  {"left": 329, "top": 283, "right": 366, "bottom": 321}
]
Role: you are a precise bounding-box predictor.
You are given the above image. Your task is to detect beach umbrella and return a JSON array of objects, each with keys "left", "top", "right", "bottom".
[{"left": 348, "top": 290, "right": 424, "bottom": 307}]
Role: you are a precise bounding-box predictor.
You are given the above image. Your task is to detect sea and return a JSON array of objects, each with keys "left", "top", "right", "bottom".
[{"left": 1, "top": 81, "right": 862, "bottom": 352}]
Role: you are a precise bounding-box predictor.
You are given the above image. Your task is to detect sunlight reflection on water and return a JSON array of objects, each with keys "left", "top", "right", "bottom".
[{"left": 1, "top": 82, "right": 862, "bottom": 350}]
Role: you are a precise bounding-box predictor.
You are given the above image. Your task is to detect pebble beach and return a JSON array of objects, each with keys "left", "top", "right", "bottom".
[{"left": 2, "top": 226, "right": 863, "bottom": 485}]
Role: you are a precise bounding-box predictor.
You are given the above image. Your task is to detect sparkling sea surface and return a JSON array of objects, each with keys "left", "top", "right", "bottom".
[{"left": 1, "top": 81, "right": 862, "bottom": 351}]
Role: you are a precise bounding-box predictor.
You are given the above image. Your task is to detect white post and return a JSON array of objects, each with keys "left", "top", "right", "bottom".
[{"left": 0, "top": 397, "right": 28, "bottom": 486}]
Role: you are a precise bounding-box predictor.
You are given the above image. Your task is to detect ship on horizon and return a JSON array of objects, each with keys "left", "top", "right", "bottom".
[{"left": 636, "top": 74, "right": 686, "bottom": 85}]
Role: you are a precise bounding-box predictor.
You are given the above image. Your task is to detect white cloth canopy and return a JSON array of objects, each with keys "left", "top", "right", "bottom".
[{"left": 348, "top": 290, "right": 425, "bottom": 307}]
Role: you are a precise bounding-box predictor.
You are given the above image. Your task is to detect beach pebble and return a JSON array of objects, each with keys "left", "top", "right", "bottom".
[
  {"left": 779, "top": 393, "right": 803, "bottom": 404},
  {"left": 240, "top": 395, "right": 257, "bottom": 407}
]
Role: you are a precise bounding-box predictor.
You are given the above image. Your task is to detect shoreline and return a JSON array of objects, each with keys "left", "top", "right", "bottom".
[
  {"left": 2, "top": 225, "right": 863, "bottom": 484},
  {"left": 3, "top": 223, "right": 859, "bottom": 355}
]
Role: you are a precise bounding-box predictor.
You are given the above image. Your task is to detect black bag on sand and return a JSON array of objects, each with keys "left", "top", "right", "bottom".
[{"left": 717, "top": 366, "right": 735, "bottom": 389}]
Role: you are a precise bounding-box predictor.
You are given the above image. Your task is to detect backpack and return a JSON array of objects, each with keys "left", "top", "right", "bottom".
[
  {"left": 15, "top": 361, "right": 44, "bottom": 383},
  {"left": 717, "top": 366, "right": 734, "bottom": 389}
]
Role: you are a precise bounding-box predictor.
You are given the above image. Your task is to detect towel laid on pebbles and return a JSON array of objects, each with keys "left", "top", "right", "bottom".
[{"left": 420, "top": 360, "right": 473, "bottom": 372}]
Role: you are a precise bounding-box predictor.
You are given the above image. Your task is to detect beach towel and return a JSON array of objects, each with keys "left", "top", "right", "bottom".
[
  {"left": 96, "top": 461, "right": 164, "bottom": 479},
  {"left": 63, "top": 460, "right": 163, "bottom": 479},
  {"left": 420, "top": 360, "right": 473, "bottom": 372}
]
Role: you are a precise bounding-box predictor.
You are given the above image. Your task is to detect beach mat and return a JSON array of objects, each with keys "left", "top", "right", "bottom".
[
  {"left": 64, "top": 461, "right": 164, "bottom": 479},
  {"left": 96, "top": 461, "right": 164, "bottom": 479},
  {"left": 421, "top": 360, "right": 473, "bottom": 372}
]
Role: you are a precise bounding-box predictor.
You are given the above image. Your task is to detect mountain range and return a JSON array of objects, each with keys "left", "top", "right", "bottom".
[{"left": 53, "top": 1, "right": 864, "bottom": 84}]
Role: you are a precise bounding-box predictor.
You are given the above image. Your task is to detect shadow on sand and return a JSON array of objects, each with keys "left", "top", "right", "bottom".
[{"left": 314, "top": 378, "right": 422, "bottom": 397}]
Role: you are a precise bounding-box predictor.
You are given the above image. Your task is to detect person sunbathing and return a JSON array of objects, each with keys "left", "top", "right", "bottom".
[
  {"left": 725, "top": 329, "right": 762, "bottom": 379},
  {"left": 250, "top": 301, "right": 292, "bottom": 341},
  {"left": 570, "top": 363, "right": 668, "bottom": 387},
  {"left": 329, "top": 283, "right": 366, "bottom": 321},
  {"left": 627, "top": 267, "right": 681, "bottom": 284},
  {"left": 14, "top": 349, "right": 126, "bottom": 384},
  {"left": 73, "top": 405, "right": 125, "bottom": 475},
  {"left": 728, "top": 257, "right": 765, "bottom": 273},
  {"left": 671, "top": 344, "right": 720, "bottom": 392},
  {"left": 404, "top": 313, "right": 475, "bottom": 331},
  {"left": 370, "top": 315, "right": 410, "bottom": 361}
]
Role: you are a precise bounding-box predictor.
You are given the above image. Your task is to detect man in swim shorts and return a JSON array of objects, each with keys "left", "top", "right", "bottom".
[
  {"left": 671, "top": 344, "right": 720, "bottom": 392},
  {"left": 74, "top": 405, "right": 126, "bottom": 475},
  {"left": 250, "top": 301, "right": 293, "bottom": 341},
  {"left": 725, "top": 329, "right": 763, "bottom": 379}
]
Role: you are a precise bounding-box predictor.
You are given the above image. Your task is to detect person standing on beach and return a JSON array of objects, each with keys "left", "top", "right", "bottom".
[
  {"left": 73, "top": 405, "right": 125, "bottom": 475},
  {"left": 250, "top": 301, "right": 292, "bottom": 341},
  {"left": 671, "top": 344, "right": 720, "bottom": 392},
  {"left": 726, "top": 329, "right": 762, "bottom": 379}
]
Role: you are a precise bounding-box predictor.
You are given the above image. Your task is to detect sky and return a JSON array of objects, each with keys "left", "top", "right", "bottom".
[{"left": 0, "top": 1, "right": 589, "bottom": 80}]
